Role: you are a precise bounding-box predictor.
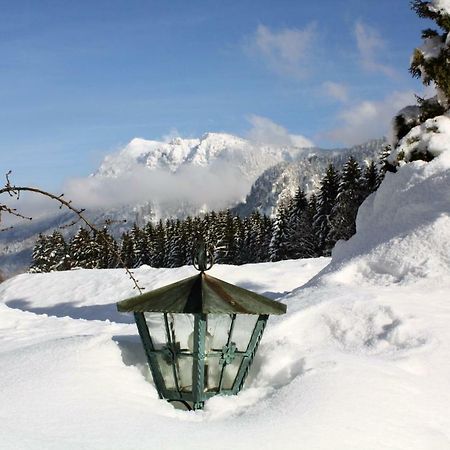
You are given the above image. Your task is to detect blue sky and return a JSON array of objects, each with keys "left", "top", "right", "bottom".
[{"left": 0, "top": 0, "right": 428, "bottom": 189}]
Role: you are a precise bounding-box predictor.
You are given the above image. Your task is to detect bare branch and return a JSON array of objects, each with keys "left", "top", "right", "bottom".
[{"left": 1, "top": 173, "right": 144, "bottom": 293}]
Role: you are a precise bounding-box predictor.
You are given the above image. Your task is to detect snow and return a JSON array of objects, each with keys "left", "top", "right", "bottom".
[
  {"left": 1, "top": 148, "right": 450, "bottom": 448},
  {"left": 429, "top": 0, "right": 450, "bottom": 15},
  {"left": 95, "top": 132, "right": 306, "bottom": 180},
  {"left": 420, "top": 35, "right": 444, "bottom": 61},
  {"left": 389, "top": 113, "right": 450, "bottom": 163},
  {"left": 390, "top": 104, "right": 422, "bottom": 146},
  {"left": 319, "top": 147, "right": 450, "bottom": 286}
]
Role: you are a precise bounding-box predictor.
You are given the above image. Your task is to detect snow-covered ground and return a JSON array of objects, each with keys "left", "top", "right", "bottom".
[{"left": 1, "top": 145, "right": 450, "bottom": 449}]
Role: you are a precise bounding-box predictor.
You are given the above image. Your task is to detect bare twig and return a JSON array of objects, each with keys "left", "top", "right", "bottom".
[{"left": 0, "top": 172, "right": 144, "bottom": 293}]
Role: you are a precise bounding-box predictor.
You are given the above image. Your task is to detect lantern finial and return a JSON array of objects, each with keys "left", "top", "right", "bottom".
[{"left": 193, "top": 239, "right": 213, "bottom": 272}]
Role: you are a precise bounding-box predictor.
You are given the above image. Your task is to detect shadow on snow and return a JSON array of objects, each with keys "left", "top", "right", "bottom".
[{"left": 5, "top": 298, "right": 135, "bottom": 323}]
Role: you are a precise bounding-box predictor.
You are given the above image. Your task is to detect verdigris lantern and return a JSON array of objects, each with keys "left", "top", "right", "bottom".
[{"left": 116, "top": 242, "right": 286, "bottom": 410}]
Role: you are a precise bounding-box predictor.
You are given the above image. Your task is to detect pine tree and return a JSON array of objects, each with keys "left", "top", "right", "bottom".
[
  {"left": 30, "top": 233, "right": 52, "bottom": 273},
  {"left": 314, "top": 164, "right": 340, "bottom": 255},
  {"left": 215, "top": 210, "right": 237, "bottom": 264},
  {"left": 384, "top": 1, "right": 450, "bottom": 166},
  {"left": 286, "top": 188, "right": 317, "bottom": 259},
  {"left": 192, "top": 216, "right": 203, "bottom": 241},
  {"left": 234, "top": 216, "right": 248, "bottom": 265},
  {"left": 378, "top": 145, "right": 395, "bottom": 174},
  {"left": 329, "top": 157, "right": 363, "bottom": 244},
  {"left": 143, "top": 221, "right": 156, "bottom": 266},
  {"left": 94, "top": 227, "right": 116, "bottom": 269},
  {"left": 131, "top": 223, "right": 151, "bottom": 268},
  {"left": 247, "top": 211, "right": 263, "bottom": 263},
  {"left": 162, "top": 219, "right": 175, "bottom": 267},
  {"left": 120, "top": 232, "right": 135, "bottom": 268},
  {"left": 47, "top": 231, "right": 71, "bottom": 271},
  {"left": 152, "top": 220, "right": 166, "bottom": 268},
  {"left": 181, "top": 216, "right": 195, "bottom": 265},
  {"left": 269, "top": 202, "right": 290, "bottom": 262},
  {"left": 410, "top": 1, "right": 450, "bottom": 108},
  {"left": 205, "top": 212, "right": 220, "bottom": 258},
  {"left": 69, "top": 227, "right": 97, "bottom": 269},
  {"left": 362, "top": 160, "right": 381, "bottom": 197},
  {"left": 308, "top": 193, "right": 320, "bottom": 256},
  {"left": 167, "top": 220, "right": 185, "bottom": 268},
  {"left": 260, "top": 214, "right": 273, "bottom": 262}
]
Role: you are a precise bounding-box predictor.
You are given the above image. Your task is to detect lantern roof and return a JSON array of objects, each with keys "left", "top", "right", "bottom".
[{"left": 116, "top": 272, "right": 286, "bottom": 315}]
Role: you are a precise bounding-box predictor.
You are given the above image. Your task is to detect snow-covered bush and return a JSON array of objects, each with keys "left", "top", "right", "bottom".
[
  {"left": 389, "top": 113, "right": 450, "bottom": 164},
  {"left": 390, "top": 1, "right": 450, "bottom": 164}
]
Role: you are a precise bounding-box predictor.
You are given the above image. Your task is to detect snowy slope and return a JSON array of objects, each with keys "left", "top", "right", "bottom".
[
  {"left": 1, "top": 136, "right": 450, "bottom": 449},
  {"left": 233, "top": 139, "right": 385, "bottom": 217}
]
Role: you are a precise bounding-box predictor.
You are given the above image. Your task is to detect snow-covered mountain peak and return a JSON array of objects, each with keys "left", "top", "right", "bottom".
[
  {"left": 95, "top": 132, "right": 309, "bottom": 179},
  {"left": 97, "top": 136, "right": 199, "bottom": 176}
]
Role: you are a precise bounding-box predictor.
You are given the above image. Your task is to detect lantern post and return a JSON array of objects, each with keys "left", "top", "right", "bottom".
[{"left": 116, "top": 241, "right": 286, "bottom": 410}]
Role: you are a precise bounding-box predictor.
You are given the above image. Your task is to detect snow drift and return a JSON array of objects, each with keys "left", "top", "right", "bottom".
[
  {"left": 310, "top": 145, "right": 450, "bottom": 286},
  {"left": 1, "top": 126, "right": 450, "bottom": 448}
]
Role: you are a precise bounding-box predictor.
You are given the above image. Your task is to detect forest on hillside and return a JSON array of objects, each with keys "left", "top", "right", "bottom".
[{"left": 30, "top": 155, "right": 385, "bottom": 272}]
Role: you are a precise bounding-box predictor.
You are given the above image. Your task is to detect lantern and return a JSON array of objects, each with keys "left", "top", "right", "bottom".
[{"left": 116, "top": 242, "right": 286, "bottom": 410}]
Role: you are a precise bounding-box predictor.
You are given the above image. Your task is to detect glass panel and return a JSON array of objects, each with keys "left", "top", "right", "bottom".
[
  {"left": 144, "top": 313, "right": 166, "bottom": 350},
  {"left": 232, "top": 315, "right": 258, "bottom": 351},
  {"left": 204, "top": 357, "right": 221, "bottom": 392},
  {"left": 177, "top": 355, "right": 193, "bottom": 392},
  {"left": 221, "top": 355, "right": 243, "bottom": 390},
  {"left": 156, "top": 353, "right": 176, "bottom": 390},
  {"left": 204, "top": 315, "right": 233, "bottom": 392},
  {"left": 207, "top": 315, "right": 232, "bottom": 351},
  {"left": 171, "top": 314, "right": 194, "bottom": 352}
]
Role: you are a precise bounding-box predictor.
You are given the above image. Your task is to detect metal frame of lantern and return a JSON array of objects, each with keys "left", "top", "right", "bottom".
[{"left": 116, "top": 243, "right": 286, "bottom": 410}]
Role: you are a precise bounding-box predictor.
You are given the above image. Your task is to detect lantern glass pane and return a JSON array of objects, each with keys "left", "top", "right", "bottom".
[
  {"left": 207, "top": 315, "right": 232, "bottom": 351},
  {"left": 155, "top": 353, "right": 176, "bottom": 390},
  {"left": 233, "top": 315, "right": 258, "bottom": 351},
  {"left": 171, "top": 314, "right": 194, "bottom": 352},
  {"left": 177, "top": 356, "right": 193, "bottom": 392},
  {"left": 204, "top": 358, "right": 220, "bottom": 391},
  {"left": 204, "top": 315, "right": 232, "bottom": 392},
  {"left": 144, "top": 313, "right": 166, "bottom": 349},
  {"left": 222, "top": 355, "right": 244, "bottom": 390}
]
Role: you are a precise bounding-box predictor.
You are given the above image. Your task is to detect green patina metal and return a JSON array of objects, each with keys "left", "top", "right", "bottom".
[
  {"left": 117, "top": 272, "right": 286, "bottom": 315},
  {"left": 116, "top": 241, "right": 286, "bottom": 410},
  {"left": 220, "top": 342, "right": 237, "bottom": 366}
]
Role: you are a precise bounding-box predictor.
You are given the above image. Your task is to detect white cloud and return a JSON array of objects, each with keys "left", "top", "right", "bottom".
[
  {"left": 2, "top": 122, "right": 314, "bottom": 223},
  {"left": 0, "top": 192, "right": 61, "bottom": 228},
  {"left": 354, "top": 21, "right": 396, "bottom": 78},
  {"left": 247, "top": 115, "right": 313, "bottom": 148},
  {"left": 60, "top": 119, "right": 313, "bottom": 213},
  {"left": 326, "top": 91, "right": 416, "bottom": 146},
  {"left": 290, "top": 134, "right": 314, "bottom": 148},
  {"left": 322, "top": 81, "right": 349, "bottom": 103},
  {"left": 64, "top": 163, "right": 250, "bottom": 213},
  {"left": 247, "top": 23, "right": 317, "bottom": 78}
]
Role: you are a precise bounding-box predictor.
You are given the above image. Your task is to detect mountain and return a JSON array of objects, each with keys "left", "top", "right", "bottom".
[
  {"left": 95, "top": 132, "right": 307, "bottom": 181},
  {"left": 233, "top": 139, "right": 385, "bottom": 217},
  {"left": 0, "top": 134, "right": 385, "bottom": 277}
]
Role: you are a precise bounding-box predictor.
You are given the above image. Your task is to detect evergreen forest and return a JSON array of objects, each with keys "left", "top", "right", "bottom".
[{"left": 30, "top": 155, "right": 385, "bottom": 272}]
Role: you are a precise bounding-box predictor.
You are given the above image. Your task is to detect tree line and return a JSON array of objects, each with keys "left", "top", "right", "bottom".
[{"left": 30, "top": 155, "right": 384, "bottom": 273}]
